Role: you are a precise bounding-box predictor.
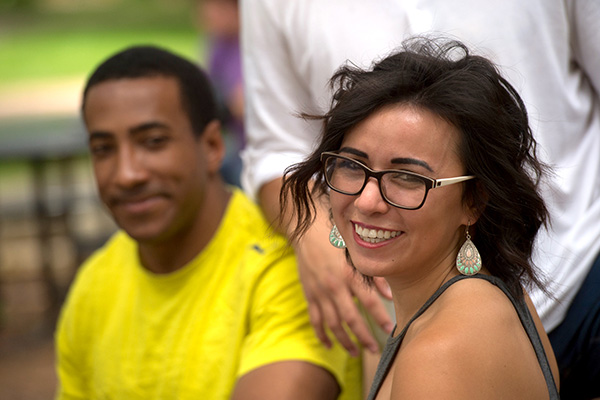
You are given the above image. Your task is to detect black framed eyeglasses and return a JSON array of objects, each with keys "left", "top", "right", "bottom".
[{"left": 321, "top": 151, "right": 475, "bottom": 210}]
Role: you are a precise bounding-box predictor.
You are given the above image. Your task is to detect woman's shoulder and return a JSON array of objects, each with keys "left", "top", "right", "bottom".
[
  {"left": 405, "top": 276, "right": 523, "bottom": 358},
  {"left": 435, "top": 275, "right": 520, "bottom": 324},
  {"left": 391, "top": 276, "right": 548, "bottom": 399},
  {"left": 406, "top": 276, "right": 518, "bottom": 334}
]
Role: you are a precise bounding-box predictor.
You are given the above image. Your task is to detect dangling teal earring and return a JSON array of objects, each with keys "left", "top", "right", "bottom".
[
  {"left": 329, "top": 225, "right": 346, "bottom": 249},
  {"left": 456, "top": 223, "right": 482, "bottom": 275}
]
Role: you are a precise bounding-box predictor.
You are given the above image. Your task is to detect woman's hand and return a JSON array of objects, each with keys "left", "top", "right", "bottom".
[
  {"left": 293, "top": 206, "right": 394, "bottom": 355},
  {"left": 259, "top": 178, "right": 393, "bottom": 355}
]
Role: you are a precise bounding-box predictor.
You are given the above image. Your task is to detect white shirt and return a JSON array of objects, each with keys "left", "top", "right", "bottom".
[{"left": 240, "top": 0, "right": 600, "bottom": 331}]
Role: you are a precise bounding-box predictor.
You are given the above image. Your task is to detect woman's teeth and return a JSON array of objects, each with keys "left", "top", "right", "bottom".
[{"left": 354, "top": 224, "right": 401, "bottom": 244}]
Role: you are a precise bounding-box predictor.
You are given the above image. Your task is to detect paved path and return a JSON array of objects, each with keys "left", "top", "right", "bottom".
[
  {"left": 0, "top": 77, "right": 83, "bottom": 119},
  {"left": 0, "top": 77, "right": 83, "bottom": 399},
  {"left": 0, "top": 334, "right": 57, "bottom": 399}
]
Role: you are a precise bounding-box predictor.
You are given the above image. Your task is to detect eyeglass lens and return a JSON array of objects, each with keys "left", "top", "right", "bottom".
[{"left": 324, "top": 156, "right": 427, "bottom": 209}]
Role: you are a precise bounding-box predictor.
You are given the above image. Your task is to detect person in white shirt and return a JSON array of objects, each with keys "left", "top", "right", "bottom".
[{"left": 240, "top": 1, "right": 600, "bottom": 398}]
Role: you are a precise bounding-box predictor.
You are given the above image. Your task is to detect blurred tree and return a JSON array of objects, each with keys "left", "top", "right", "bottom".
[{"left": 0, "top": 0, "right": 39, "bottom": 10}]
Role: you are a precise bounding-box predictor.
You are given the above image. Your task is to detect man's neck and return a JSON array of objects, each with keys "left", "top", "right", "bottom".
[{"left": 137, "top": 184, "right": 232, "bottom": 274}]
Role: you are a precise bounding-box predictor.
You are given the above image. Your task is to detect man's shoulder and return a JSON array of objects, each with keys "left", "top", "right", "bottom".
[
  {"left": 214, "top": 189, "right": 294, "bottom": 272},
  {"left": 60, "top": 231, "right": 136, "bottom": 318},
  {"left": 225, "top": 189, "right": 289, "bottom": 249}
]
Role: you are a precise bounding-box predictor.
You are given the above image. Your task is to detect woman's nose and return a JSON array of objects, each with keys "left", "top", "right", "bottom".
[{"left": 354, "top": 177, "right": 389, "bottom": 214}]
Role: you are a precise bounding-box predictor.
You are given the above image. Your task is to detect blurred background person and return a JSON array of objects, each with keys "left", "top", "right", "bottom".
[{"left": 197, "top": 0, "right": 244, "bottom": 187}]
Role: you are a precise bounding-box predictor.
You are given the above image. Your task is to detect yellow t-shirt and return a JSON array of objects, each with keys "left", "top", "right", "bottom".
[{"left": 56, "top": 189, "right": 361, "bottom": 399}]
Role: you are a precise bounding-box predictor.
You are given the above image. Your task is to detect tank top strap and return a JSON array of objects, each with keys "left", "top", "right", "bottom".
[
  {"left": 467, "top": 275, "right": 560, "bottom": 399},
  {"left": 393, "top": 275, "right": 470, "bottom": 339},
  {"left": 367, "top": 274, "right": 559, "bottom": 400}
]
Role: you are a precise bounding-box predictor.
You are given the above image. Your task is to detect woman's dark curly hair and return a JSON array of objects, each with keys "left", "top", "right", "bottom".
[{"left": 281, "top": 37, "right": 550, "bottom": 298}]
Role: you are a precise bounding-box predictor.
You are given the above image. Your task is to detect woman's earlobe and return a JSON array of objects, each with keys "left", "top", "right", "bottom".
[{"left": 464, "top": 181, "right": 487, "bottom": 224}]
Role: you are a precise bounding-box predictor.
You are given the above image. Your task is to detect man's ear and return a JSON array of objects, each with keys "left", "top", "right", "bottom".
[{"left": 199, "top": 120, "right": 225, "bottom": 174}]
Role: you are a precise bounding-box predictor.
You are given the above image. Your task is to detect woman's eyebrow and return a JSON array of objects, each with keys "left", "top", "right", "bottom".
[
  {"left": 339, "top": 146, "right": 433, "bottom": 172},
  {"left": 391, "top": 157, "right": 433, "bottom": 172},
  {"left": 338, "top": 147, "right": 368, "bottom": 158}
]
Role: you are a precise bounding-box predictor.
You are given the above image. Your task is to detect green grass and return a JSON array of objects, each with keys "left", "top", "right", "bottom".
[
  {"left": 0, "top": 1, "right": 204, "bottom": 87},
  {"left": 0, "top": 29, "right": 201, "bottom": 84}
]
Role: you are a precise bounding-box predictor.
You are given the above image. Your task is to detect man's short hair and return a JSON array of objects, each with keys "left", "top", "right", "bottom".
[{"left": 82, "top": 45, "right": 218, "bottom": 136}]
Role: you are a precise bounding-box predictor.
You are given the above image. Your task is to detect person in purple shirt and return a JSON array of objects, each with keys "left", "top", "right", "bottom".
[{"left": 198, "top": 0, "right": 244, "bottom": 187}]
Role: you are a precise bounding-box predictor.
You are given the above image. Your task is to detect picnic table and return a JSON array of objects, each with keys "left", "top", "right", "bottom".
[{"left": 0, "top": 115, "right": 88, "bottom": 312}]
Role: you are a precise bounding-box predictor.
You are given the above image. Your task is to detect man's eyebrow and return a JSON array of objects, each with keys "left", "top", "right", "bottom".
[
  {"left": 88, "top": 121, "right": 169, "bottom": 142},
  {"left": 89, "top": 131, "right": 112, "bottom": 142},
  {"left": 129, "top": 121, "right": 170, "bottom": 135},
  {"left": 339, "top": 146, "right": 433, "bottom": 172}
]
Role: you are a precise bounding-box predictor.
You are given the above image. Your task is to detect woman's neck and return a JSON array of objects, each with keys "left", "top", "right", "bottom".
[{"left": 388, "top": 263, "right": 458, "bottom": 334}]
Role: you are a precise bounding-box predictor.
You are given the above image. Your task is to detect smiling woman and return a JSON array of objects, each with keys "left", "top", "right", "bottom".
[{"left": 281, "top": 37, "right": 560, "bottom": 400}]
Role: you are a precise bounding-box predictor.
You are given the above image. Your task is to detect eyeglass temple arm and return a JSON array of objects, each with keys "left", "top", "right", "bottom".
[{"left": 434, "top": 175, "right": 476, "bottom": 188}]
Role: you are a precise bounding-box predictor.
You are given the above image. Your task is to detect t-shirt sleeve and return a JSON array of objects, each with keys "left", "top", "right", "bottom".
[{"left": 237, "top": 249, "right": 352, "bottom": 391}]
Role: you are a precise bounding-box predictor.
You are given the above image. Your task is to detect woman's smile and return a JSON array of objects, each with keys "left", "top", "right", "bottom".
[{"left": 353, "top": 222, "right": 403, "bottom": 245}]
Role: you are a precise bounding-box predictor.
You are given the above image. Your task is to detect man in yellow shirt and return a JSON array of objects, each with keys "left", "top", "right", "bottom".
[{"left": 55, "top": 45, "right": 360, "bottom": 400}]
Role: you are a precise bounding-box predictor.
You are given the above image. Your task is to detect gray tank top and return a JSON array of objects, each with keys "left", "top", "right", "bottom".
[{"left": 366, "top": 274, "right": 559, "bottom": 399}]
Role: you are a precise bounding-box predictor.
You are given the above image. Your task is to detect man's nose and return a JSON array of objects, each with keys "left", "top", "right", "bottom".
[{"left": 114, "top": 147, "right": 149, "bottom": 188}]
